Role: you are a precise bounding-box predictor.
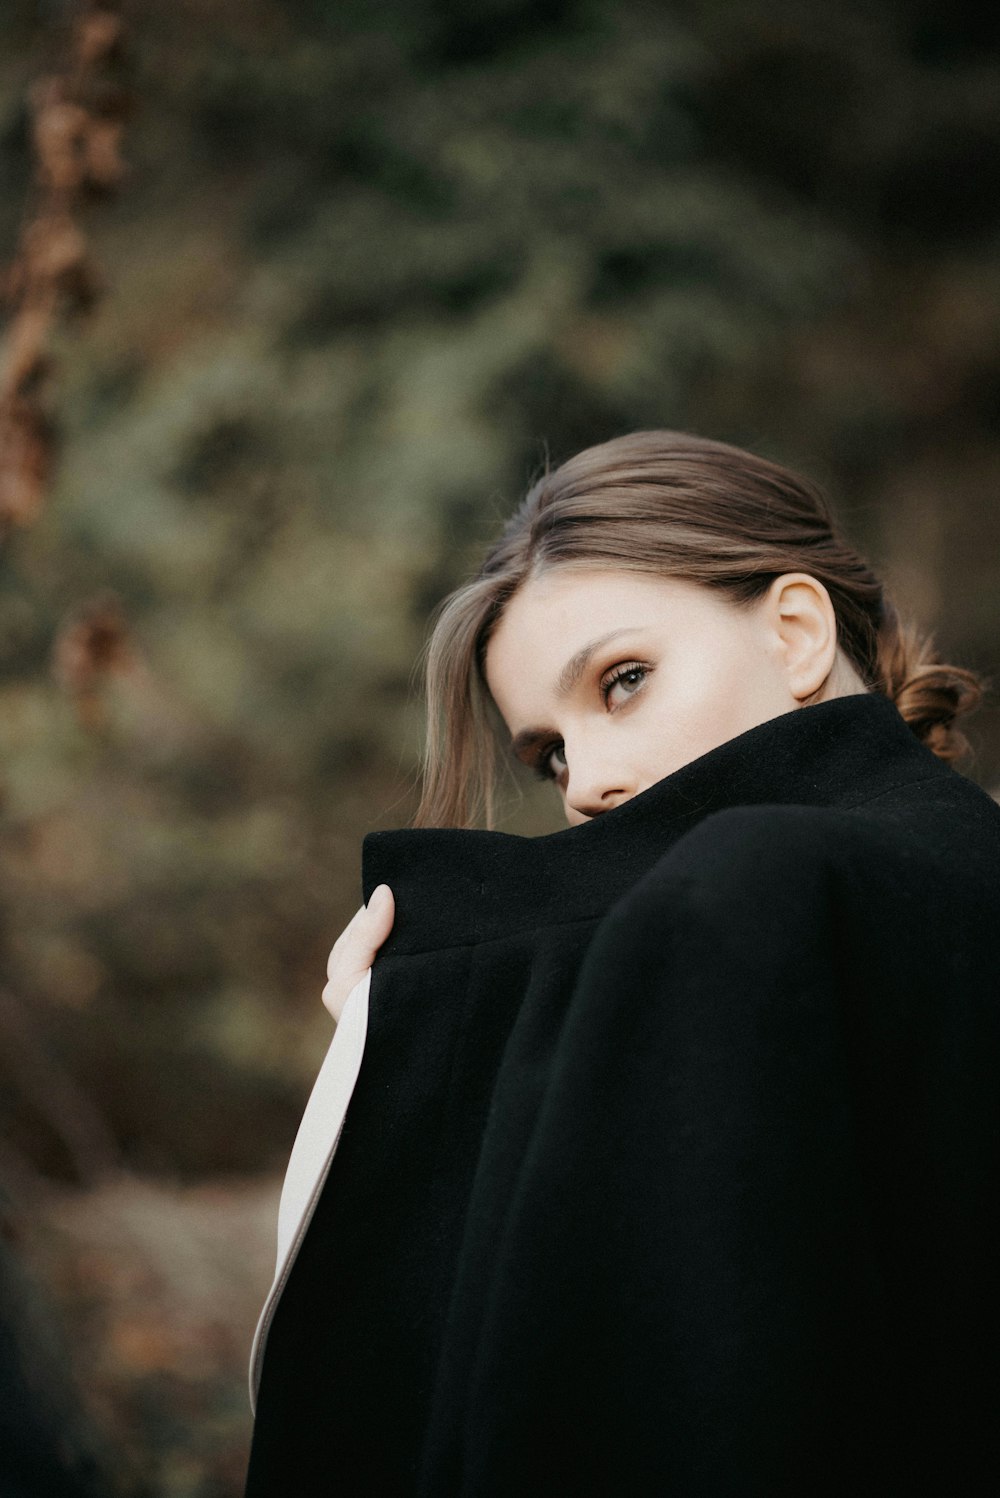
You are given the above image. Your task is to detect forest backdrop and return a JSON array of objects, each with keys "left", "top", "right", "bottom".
[{"left": 1, "top": 0, "right": 999, "bottom": 1493}]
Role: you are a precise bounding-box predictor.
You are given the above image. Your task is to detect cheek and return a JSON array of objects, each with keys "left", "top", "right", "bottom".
[{"left": 651, "top": 629, "right": 782, "bottom": 760}]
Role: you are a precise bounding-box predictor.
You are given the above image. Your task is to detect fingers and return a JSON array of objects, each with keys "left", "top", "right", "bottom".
[
  {"left": 322, "top": 884, "right": 395, "bottom": 1021},
  {"left": 326, "top": 885, "right": 395, "bottom": 979},
  {"left": 362, "top": 883, "right": 395, "bottom": 951}
]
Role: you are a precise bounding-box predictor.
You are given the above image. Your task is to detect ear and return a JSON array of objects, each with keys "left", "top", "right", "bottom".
[{"left": 764, "top": 572, "right": 838, "bottom": 702}]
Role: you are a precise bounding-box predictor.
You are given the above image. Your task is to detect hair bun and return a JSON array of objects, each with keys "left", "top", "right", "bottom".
[{"left": 876, "top": 605, "right": 983, "bottom": 764}]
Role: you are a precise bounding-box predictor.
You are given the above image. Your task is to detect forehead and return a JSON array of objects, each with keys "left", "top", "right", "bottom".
[
  {"left": 487, "top": 568, "right": 710, "bottom": 652},
  {"left": 483, "top": 568, "right": 717, "bottom": 711}
]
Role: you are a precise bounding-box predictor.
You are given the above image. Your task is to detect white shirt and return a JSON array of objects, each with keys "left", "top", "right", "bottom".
[{"left": 248, "top": 968, "right": 371, "bottom": 1412}]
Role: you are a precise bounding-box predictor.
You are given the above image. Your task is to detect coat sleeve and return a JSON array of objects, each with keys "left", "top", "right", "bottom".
[{"left": 441, "top": 806, "right": 1000, "bottom": 1498}]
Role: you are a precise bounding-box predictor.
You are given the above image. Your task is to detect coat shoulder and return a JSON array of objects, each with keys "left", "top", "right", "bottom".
[
  {"left": 613, "top": 805, "right": 843, "bottom": 962},
  {"left": 644, "top": 804, "right": 867, "bottom": 921},
  {"left": 603, "top": 786, "right": 1000, "bottom": 972},
  {"left": 659, "top": 781, "right": 1000, "bottom": 905},
  {"left": 667, "top": 802, "right": 843, "bottom": 880}
]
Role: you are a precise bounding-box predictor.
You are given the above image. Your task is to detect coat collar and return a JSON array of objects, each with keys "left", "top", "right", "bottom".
[{"left": 363, "top": 694, "right": 951, "bottom": 956}]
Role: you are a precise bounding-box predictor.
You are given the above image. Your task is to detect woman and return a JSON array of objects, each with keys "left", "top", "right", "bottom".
[{"left": 245, "top": 432, "right": 1000, "bottom": 1497}]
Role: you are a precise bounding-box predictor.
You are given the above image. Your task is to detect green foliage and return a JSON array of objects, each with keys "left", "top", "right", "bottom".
[{"left": 1, "top": 0, "right": 998, "bottom": 1188}]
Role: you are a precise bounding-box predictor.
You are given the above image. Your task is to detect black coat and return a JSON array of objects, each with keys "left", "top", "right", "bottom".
[{"left": 245, "top": 693, "right": 1000, "bottom": 1496}]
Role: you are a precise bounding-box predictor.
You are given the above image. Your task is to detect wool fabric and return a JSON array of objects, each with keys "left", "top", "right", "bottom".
[{"left": 245, "top": 692, "right": 1000, "bottom": 1496}]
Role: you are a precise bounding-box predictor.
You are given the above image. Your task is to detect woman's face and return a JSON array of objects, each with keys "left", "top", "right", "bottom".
[{"left": 483, "top": 566, "right": 861, "bottom": 826}]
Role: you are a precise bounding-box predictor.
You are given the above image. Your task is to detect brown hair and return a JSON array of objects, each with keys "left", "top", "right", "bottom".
[{"left": 415, "top": 431, "right": 982, "bottom": 828}]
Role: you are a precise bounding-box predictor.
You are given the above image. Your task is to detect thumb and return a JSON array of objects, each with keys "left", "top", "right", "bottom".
[
  {"left": 361, "top": 883, "right": 395, "bottom": 953},
  {"left": 322, "top": 884, "right": 396, "bottom": 1021}
]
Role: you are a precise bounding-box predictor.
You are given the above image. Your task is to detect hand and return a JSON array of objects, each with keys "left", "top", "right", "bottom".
[{"left": 321, "top": 884, "right": 395, "bottom": 1021}]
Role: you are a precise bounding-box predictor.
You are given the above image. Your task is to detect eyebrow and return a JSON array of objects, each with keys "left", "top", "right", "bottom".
[
  {"left": 555, "top": 628, "right": 634, "bottom": 697},
  {"left": 509, "top": 628, "right": 638, "bottom": 762}
]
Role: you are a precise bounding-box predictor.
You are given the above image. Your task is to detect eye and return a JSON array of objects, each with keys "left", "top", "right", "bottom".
[
  {"left": 534, "top": 740, "right": 567, "bottom": 783},
  {"left": 600, "top": 661, "right": 649, "bottom": 708}
]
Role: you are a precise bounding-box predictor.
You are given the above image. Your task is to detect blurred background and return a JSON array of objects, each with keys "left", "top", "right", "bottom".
[{"left": 1, "top": 0, "right": 998, "bottom": 1492}]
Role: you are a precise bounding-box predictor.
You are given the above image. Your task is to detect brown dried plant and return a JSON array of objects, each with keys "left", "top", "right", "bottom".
[
  {"left": 51, "top": 589, "right": 135, "bottom": 733},
  {"left": 0, "top": 7, "right": 133, "bottom": 1193},
  {"left": 0, "top": 2, "right": 130, "bottom": 538}
]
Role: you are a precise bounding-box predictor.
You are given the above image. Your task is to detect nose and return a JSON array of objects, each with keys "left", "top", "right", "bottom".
[{"left": 564, "top": 761, "right": 631, "bottom": 822}]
